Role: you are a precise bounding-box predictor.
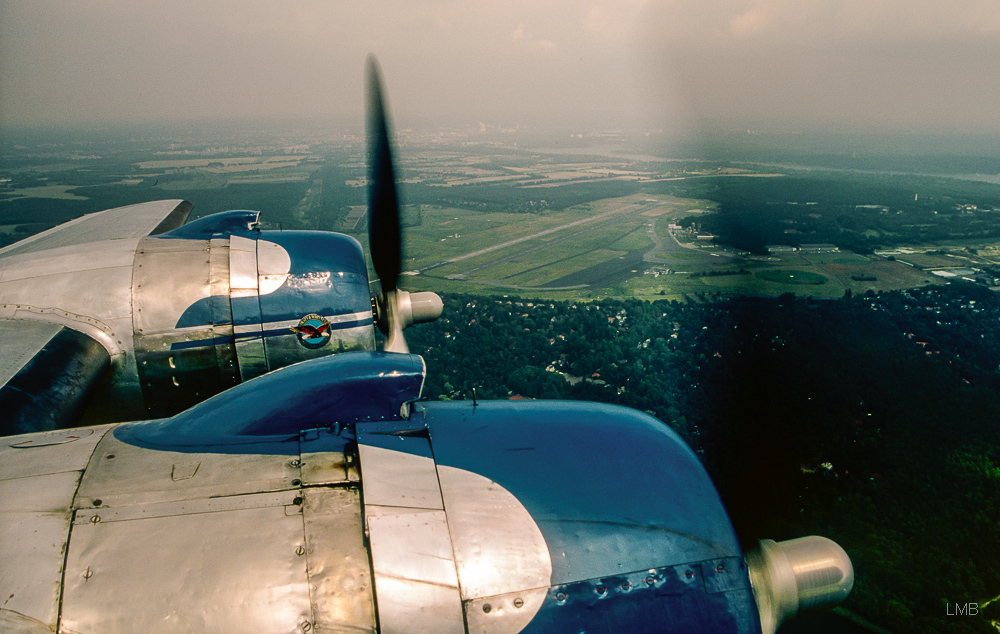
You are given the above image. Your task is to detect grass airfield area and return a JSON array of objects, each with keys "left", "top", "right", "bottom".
[{"left": 356, "top": 194, "right": 951, "bottom": 302}]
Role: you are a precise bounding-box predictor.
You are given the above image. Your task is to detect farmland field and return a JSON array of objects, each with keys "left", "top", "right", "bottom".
[
  {"left": 4, "top": 131, "right": 998, "bottom": 302},
  {"left": 339, "top": 188, "right": 981, "bottom": 302}
]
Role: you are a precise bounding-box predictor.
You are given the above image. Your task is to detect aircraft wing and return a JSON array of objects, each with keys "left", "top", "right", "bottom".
[
  {"left": 0, "top": 320, "right": 112, "bottom": 436},
  {"left": 0, "top": 200, "right": 191, "bottom": 434},
  {"left": 0, "top": 199, "right": 192, "bottom": 259}
]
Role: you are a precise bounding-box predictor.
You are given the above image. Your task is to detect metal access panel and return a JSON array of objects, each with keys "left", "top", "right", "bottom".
[
  {"left": 61, "top": 491, "right": 312, "bottom": 634},
  {"left": 366, "top": 510, "right": 465, "bottom": 634},
  {"left": 301, "top": 487, "right": 376, "bottom": 634},
  {"left": 0, "top": 471, "right": 81, "bottom": 630},
  {"left": 356, "top": 423, "right": 464, "bottom": 634},
  {"left": 356, "top": 424, "right": 443, "bottom": 510},
  {"left": 230, "top": 234, "right": 268, "bottom": 381},
  {"left": 0, "top": 426, "right": 109, "bottom": 481},
  {"left": 73, "top": 429, "right": 300, "bottom": 509},
  {"left": 131, "top": 237, "right": 212, "bottom": 338}
]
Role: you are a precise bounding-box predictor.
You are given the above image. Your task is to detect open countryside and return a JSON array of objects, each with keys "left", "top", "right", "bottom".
[{"left": 5, "top": 126, "right": 1000, "bottom": 305}]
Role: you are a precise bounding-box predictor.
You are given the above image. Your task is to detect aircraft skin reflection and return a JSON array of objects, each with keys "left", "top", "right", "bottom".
[{"left": 0, "top": 351, "right": 852, "bottom": 634}]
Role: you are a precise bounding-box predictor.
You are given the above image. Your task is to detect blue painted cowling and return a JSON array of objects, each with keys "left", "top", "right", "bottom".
[
  {"left": 418, "top": 399, "right": 762, "bottom": 634},
  {"left": 130, "top": 215, "right": 378, "bottom": 418},
  {"left": 109, "top": 351, "right": 850, "bottom": 634}
]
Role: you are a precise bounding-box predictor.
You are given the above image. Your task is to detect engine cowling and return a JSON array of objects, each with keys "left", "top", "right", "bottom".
[
  {"left": 111, "top": 352, "right": 852, "bottom": 633},
  {"left": 131, "top": 212, "right": 376, "bottom": 417},
  {"left": 2, "top": 351, "right": 853, "bottom": 633}
]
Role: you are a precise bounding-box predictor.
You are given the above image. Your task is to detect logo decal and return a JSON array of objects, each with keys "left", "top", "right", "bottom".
[{"left": 291, "top": 313, "right": 332, "bottom": 349}]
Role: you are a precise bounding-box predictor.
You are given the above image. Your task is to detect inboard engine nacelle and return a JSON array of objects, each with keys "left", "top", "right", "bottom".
[{"left": 130, "top": 211, "right": 378, "bottom": 417}]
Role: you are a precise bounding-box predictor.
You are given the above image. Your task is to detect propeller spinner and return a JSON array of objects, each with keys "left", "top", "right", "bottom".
[{"left": 367, "top": 57, "right": 443, "bottom": 353}]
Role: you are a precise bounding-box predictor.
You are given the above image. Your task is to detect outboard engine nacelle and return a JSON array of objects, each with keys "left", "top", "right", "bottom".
[{"left": 130, "top": 212, "right": 376, "bottom": 417}]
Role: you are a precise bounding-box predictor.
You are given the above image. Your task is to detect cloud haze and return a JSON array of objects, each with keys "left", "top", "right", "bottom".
[
  {"left": 639, "top": 0, "right": 1000, "bottom": 134},
  {"left": 2, "top": 0, "right": 998, "bottom": 134}
]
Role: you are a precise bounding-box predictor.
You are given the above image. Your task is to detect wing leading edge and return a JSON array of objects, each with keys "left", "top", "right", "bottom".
[{"left": 0, "top": 199, "right": 192, "bottom": 259}]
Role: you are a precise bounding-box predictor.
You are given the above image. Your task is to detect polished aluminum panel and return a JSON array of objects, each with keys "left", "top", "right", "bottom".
[
  {"left": 0, "top": 471, "right": 81, "bottom": 630},
  {"left": 0, "top": 240, "right": 137, "bottom": 284},
  {"left": 358, "top": 428, "right": 463, "bottom": 634},
  {"left": 302, "top": 487, "right": 376, "bottom": 634},
  {"left": 0, "top": 426, "right": 110, "bottom": 481},
  {"left": 229, "top": 234, "right": 260, "bottom": 294},
  {"left": 234, "top": 319, "right": 268, "bottom": 380},
  {"left": 132, "top": 236, "right": 212, "bottom": 336},
  {"left": 0, "top": 609, "right": 53, "bottom": 634},
  {"left": 356, "top": 440, "right": 443, "bottom": 510},
  {"left": 257, "top": 238, "right": 292, "bottom": 293},
  {"left": 73, "top": 490, "right": 298, "bottom": 524},
  {"left": 436, "top": 465, "right": 552, "bottom": 600},
  {"left": 366, "top": 509, "right": 464, "bottom": 634},
  {"left": 0, "top": 241, "right": 137, "bottom": 333},
  {"left": 61, "top": 493, "right": 311, "bottom": 634},
  {"left": 208, "top": 238, "right": 240, "bottom": 388},
  {"left": 74, "top": 429, "right": 299, "bottom": 508},
  {"left": 230, "top": 235, "right": 268, "bottom": 380},
  {"left": 0, "top": 319, "right": 61, "bottom": 386}
]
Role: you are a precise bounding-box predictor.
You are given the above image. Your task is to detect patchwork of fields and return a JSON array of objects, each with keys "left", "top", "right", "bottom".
[
  {"left": 347, "top": 193, "right": 958, "bottom": 302},
  {"left": 4, "top": 140, "right": 998, "bottom": 302}
]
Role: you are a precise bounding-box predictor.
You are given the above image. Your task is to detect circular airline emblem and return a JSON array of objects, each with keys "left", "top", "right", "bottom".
[{"left": 291, "top": 313, "right": 332, "bottom": 349}]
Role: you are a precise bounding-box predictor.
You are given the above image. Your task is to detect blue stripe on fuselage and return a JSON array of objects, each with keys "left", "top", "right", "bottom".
[{"left": 170, "top": 317, "right": 372, "bottom": 350}]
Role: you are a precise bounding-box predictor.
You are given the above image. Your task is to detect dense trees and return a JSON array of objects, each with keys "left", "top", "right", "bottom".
[{"left": 668, "top": 173, "right": 1000, "bottom": 254}]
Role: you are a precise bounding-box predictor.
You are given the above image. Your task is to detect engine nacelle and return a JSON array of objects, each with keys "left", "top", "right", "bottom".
[
  {"left": 130, "top": 211, "right": 376, "bottom": 417},
  {"left": 1, "top": 351, "right": 853, "bottom": 633},
  {"left": 110, "top": 352, "right": 852, "bottom": 633}
]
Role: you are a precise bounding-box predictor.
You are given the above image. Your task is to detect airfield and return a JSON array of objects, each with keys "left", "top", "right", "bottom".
[{"left": 349, "top": 193, "right": 958, "bottom": 302}]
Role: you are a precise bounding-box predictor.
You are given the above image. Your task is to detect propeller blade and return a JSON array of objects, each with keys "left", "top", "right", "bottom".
[
  {"left": 366, "top": 57, "right": 443, "bottom": 355},
  {"left": 367, "top": 56, "right": 401, "bottom": 294},
  {"left": 382, "top": 289, "right": 409, "bottom": 354}
]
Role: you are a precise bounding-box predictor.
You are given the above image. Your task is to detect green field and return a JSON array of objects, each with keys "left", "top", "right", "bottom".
[
  {"left": 756, "top": 269, "right": 829, "bottom": 285},
  {"left": 8, "top": 185, "right": 89, "bottom": 200},
  {"left": 347, "top": 192, "right": 968, "bottom": 302},
  {"left": 503, "top": 249, "right": 627, "bottom": 287}
]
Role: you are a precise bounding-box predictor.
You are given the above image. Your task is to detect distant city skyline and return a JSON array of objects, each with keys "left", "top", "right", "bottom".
[{"left": 3, "top": 1, "right": 999, "bottom": 136}]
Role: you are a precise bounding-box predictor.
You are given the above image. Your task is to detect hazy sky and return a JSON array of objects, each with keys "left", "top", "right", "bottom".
[{"left": 2, "top": 0, "right": 999, "bottom": 134}]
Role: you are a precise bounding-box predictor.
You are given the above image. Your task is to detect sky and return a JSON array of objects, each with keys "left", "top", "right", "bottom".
[{"left": 2, "top": 0, "right": 1000, "bottom": 135}]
